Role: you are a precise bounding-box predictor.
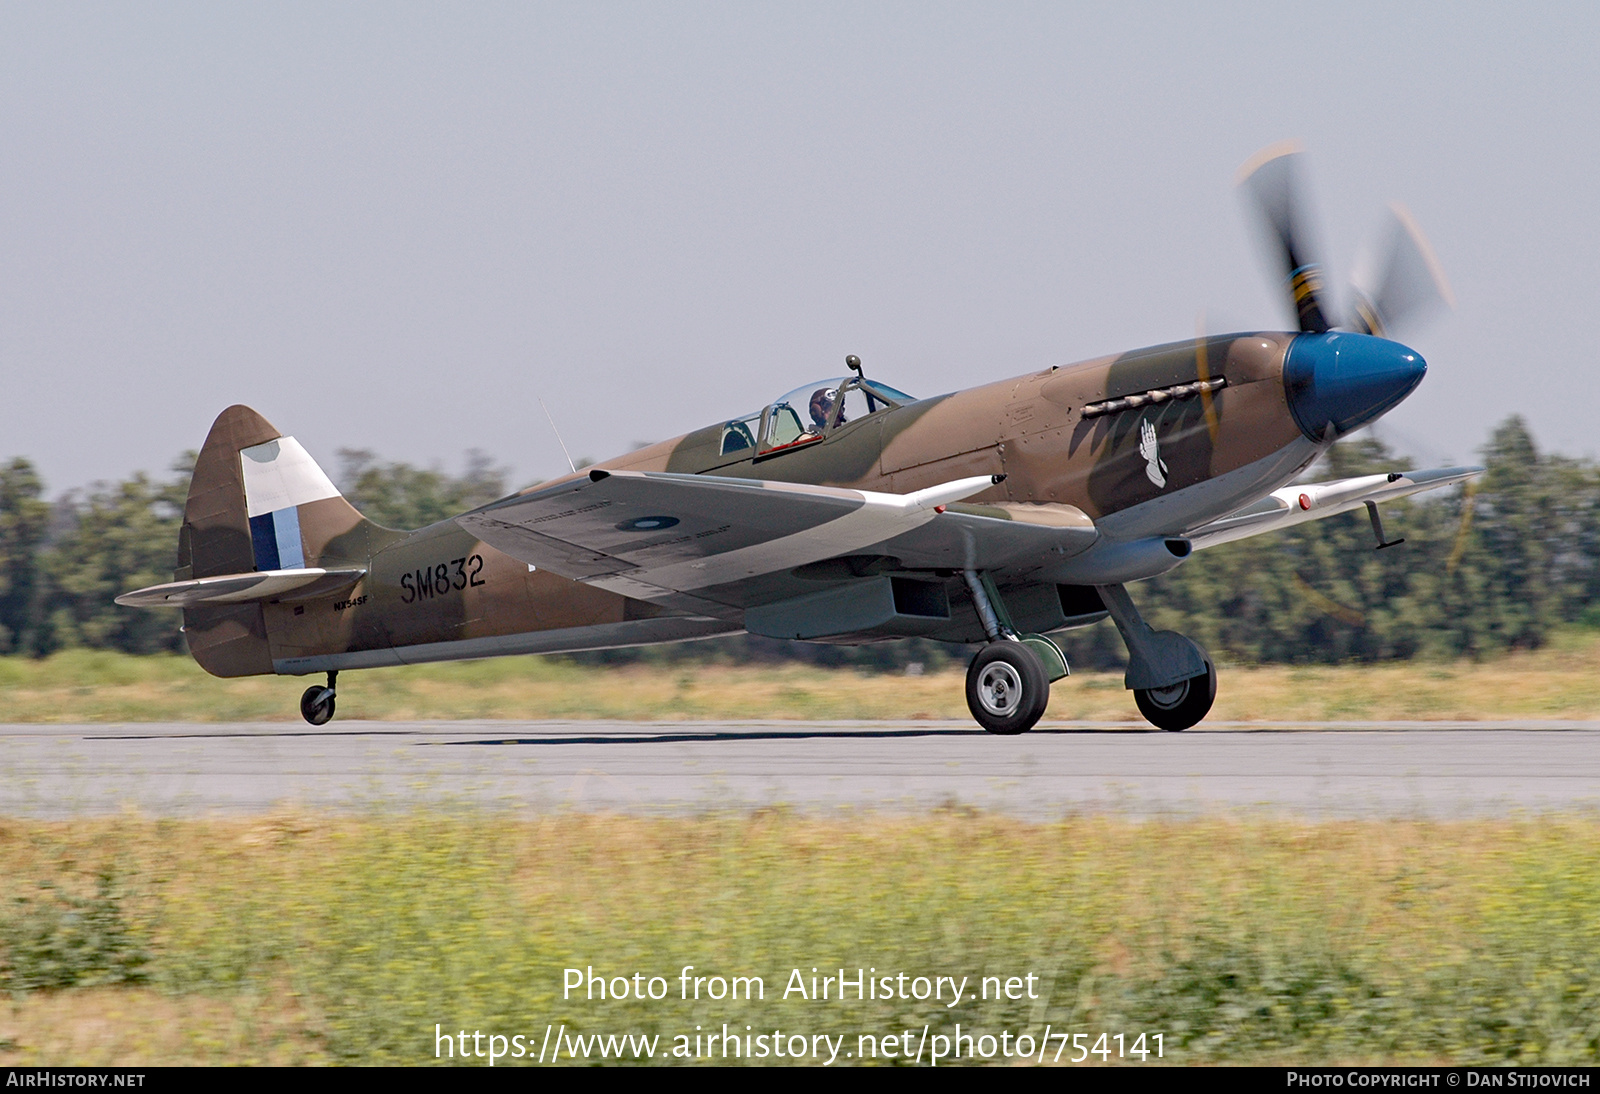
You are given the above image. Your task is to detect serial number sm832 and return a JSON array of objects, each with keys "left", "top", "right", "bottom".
[{"left": 399, "top": 554, "right": 487, "bottom": 604}]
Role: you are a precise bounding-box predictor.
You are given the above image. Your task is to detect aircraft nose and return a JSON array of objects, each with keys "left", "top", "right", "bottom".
[{"left": 1283, "top": 331, "right": 1427, "bottom": 440}]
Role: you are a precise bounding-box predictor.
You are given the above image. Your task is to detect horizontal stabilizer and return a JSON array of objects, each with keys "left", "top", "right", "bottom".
[
  {"left": 116, "top": 568, "right": 366, "bottom": 609},
  {"left": 1187, "top": 466, "right": 1482, "bottom": 550}
]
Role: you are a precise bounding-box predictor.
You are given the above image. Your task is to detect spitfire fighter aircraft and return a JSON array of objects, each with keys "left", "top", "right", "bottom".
[{"left": 120, "top": 146, "right": 1478, "bottom": 734}]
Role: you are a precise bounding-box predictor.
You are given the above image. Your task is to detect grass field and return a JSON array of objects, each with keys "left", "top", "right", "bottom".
[
  {"left": 3, "top": 813, "right": 1599, "bottom": 1065},
  {"left": 7, "top": 642, "right": 1598, "bottom": 1065},
  {"left": 3, "top": 631, "right": 1600, "bottom": 723}
]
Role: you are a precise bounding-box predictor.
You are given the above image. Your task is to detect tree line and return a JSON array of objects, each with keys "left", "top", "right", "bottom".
[{"left": 0, "top": 418, "right": 1590, "bottom": 667}]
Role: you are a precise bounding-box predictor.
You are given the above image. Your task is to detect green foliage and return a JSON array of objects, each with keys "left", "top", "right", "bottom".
[
  {"left": 15, "top": 815, "right": 1600, "bottom": 1064},
  {"left": 4, "top": 415, "right": 1600, "bottom": 663},
  {"left": 337, "top": 449, "right": 510, "bottom": 531},
  {"left": 0, "top": 458, "right": 50, "bottom": 653},
  {"left": 32, "top": 455, "right": 194, "bottom": 655},
  {"left": 0, "top": 870, "right": 151, "bottom": 995}
]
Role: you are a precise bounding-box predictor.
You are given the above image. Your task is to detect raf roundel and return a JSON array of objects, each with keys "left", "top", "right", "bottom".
[{"left": 618, "top": 516, "right": 680, "bottom": 532}]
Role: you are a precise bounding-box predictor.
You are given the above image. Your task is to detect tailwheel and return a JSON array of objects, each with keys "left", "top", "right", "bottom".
[
  {"left": 965, "top": 641, "right": 1050, "bottom": 735},
  {"left": 300, "top": 680, "right": 336, "bottom": 726},
  {"left": 1133, "top": 657, "right": 1216, "bottom": 732}
]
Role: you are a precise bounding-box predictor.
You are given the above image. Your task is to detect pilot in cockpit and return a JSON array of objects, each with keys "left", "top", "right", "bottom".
[{"left": 807, "top": 387, "right": 840, "bottom": 435}]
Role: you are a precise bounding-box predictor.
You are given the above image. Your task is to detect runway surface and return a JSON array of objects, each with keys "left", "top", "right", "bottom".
[{"left": 4, "top": 720, "right": 1600, "bottom": 818}]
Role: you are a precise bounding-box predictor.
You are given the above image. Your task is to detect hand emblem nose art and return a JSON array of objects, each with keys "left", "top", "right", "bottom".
[{"left": 1140, "top": 419, "right": 1168, "bottom": 489}]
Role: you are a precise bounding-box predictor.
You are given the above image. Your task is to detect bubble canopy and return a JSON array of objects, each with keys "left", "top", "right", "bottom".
[{"left": 716, "top": 376, "right": 915, "bottom": 458}]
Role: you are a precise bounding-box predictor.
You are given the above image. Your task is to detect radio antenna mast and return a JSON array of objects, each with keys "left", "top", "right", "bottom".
[{"left": 537, "top": 397, "right": 578, "bottom": 474}]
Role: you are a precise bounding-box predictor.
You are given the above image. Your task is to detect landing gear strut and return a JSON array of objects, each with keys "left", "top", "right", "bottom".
[
  {"left": 961, "top": 570, "right": 1068, "bottom": 735},
  {"left": 1096, "top": 584, "right": 1216, "bottom": 731},
  {"left": 300, "top": 671, "right": 337, "bottom": 726}
]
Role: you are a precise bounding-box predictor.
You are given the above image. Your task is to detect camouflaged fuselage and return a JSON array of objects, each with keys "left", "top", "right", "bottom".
[{"left": 182, "top": 333, "right": 1318, "bottom": 677}]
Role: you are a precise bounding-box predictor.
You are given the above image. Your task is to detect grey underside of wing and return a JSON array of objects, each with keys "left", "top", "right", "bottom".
[
  {"left": 457, "top": 472, "right": 1099, "bottom": 613},
  {"left": 458, "top": 472, "right": 862, "bottom": 577},
  {"left": 1186, "top": 466, "right": 1481, "bottom": 547},
  {"left": 457, "top": 472, "right": 864, "bottom": 617},
  {"left": 688, "top": 511, "right": 1101, "bottom": 610}
]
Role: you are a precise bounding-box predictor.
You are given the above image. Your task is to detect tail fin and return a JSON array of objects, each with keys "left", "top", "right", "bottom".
[{"left": 178, "top": 405, "right": 387, "bottom": 676}]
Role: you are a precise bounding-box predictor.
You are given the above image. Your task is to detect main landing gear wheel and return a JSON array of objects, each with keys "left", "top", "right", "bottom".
[
  {"left": 966, "top": 641, "right": 1050, "bottom": 735},
  {"left": 300, "top": 685, "right": 336, "bottom": 726},
  {"left": 1133, "top": 657, "right": 1217, "bottom": 732}
]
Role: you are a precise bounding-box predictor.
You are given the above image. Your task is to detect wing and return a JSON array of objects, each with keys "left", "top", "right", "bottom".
[
  {"left": 456, "top": 468, "right": 1099, "bottom": 611},
  {"left": 1186, "top": 465, "right": 1481, "bottom": 550}
]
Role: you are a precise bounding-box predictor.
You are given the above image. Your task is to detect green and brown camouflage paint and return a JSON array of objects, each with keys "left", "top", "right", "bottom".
[{"left": 178, "top": 333, "right": 1300, "bottom": 677}]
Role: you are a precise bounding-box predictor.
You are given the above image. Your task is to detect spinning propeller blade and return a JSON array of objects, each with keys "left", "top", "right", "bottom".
[
  {"left": 1349, "top": 203, "right": 1456, "bottom": 338},
  {"left": 1237, "top": 141, "right": 1332, "bottom": 334},
  {"left": 1238, "top": 143, "right": 1452, "bottom": 341}
]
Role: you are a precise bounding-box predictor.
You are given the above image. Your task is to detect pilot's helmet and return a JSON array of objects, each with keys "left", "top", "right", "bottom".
[{"left": 808, "top": 387, "right": 838, "bottom": 429}]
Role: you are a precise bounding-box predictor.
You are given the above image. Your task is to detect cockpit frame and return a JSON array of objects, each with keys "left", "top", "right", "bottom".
[{"left": 717, "top": 376, "right": 913, "bottom": 462}]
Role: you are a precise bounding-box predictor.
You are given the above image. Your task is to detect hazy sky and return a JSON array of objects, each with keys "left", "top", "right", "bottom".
[{"left": 3, "top": 2, "right": 1596, "bottom": 494}]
